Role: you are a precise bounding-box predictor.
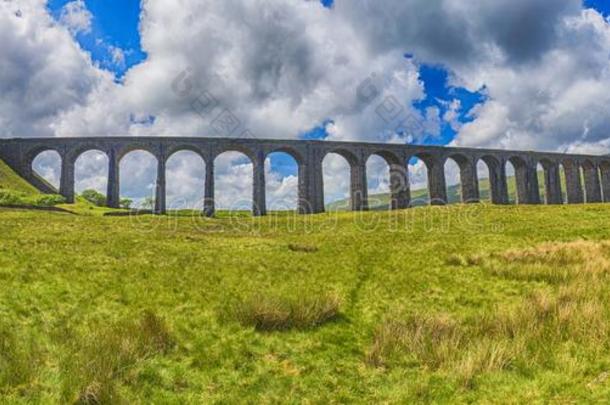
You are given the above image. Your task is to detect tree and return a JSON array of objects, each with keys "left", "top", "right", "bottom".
[
  {"left": 119, "top": 198, "right": 133, "bottom": 210},
  {"left": 81, "top": 189, "right": 106, "bottom": 207},
  {"left": 141, "top": 197, "right": 154, "bottom": 210}
]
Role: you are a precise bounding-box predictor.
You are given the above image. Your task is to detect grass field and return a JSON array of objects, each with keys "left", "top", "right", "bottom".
[{"left": 3, "top": 203, "right": 610, "bottom": 403}]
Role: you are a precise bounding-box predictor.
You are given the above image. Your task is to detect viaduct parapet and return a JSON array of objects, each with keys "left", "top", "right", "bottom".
[{"left": 1, "top": 136, "right": 608, "bottom": 215}]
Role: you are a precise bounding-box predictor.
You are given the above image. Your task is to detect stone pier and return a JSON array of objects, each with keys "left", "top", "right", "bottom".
[{"left": 0, "top": 136, "right": 608, "bottom": 215}]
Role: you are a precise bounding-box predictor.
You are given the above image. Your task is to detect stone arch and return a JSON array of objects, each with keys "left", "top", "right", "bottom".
[
  {"left": 213, "top": 151, "right": 254, "bottom": 214},
  {"left": 506, "top": 156, "right": 529, "bottom": 204},
  {"left": 26, "top": 145, "right": 62, "bottom": 166},
  {"left": 165, "top": 150, "right": 206, "bottom": 211},
  {"left": 560, "top": 159, "right": 584, "bottom": 204},
  {"left": 581, "top": 159, "right": 602, "bottom": 203},
  {"left": 74, "top": 149, "right": 109, "bottom": 198},
  {"left": 535, "top": 161, "right": 546, "bottom": 204},
  {"left": 264, "top": 150, "right": 300, "bottom": 212},
  {"left": 66, "top": 144, "right": 110, "bottom": 165},
  {"left": 323, "top": 148, "right": 360, "bottom": 167},
  {"left": 365, "top": 150, "right": 409, "bottom": 210},
  {"left": 443, "top": 156, "right": 461, "bottom": 203},
  {"left": 217, "top": 144, "right": 257, "bottom": 163},
  {"left": 322, "top": 152, "right": 352, "bottom": 211},
  {"left": 367, "top": 150, "right": 402, "bottom": 166},
  {"left": 321, "top": 148, "right": 367, "bottom": 211},
  {"left": 600, "top": 160, "right": 610, "bottom": 203},
  {"left": 537, "top": 158, "right": 563, "bottom": 205},
  {"left": 31, "top": 149, "right": 62, "bottom": 192},
  {"left": 116, "top": 144, "right": 159, "bottom": 163},
  {"left": 119, "top": 149, "right": 159, "bottom": 210},
  {"left": 165, "top": 146, "right": 207, "bottom": 166},
  {"left": 266, "top": 146, "right": 305, "bottom": 167},
  {"left": 445, "top": 153, "right": 478, "bottom": 204},
  {"left": 407, "top": 154, "right": 430, "bottom": 206},
  {"left": 365, "top": 153, "right": 392, "bottom": 210},
  {"left": 410, "top": 152, "right": 447, "bottom": 205},
  {"left": 477, "top": 155, "right": 508, "bottom": 204}
]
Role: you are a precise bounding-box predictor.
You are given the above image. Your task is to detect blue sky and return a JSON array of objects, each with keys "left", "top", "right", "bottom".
[
  {"left": 47, "top": 0, "right": 146, "bottom": 77},
  {"left": 585, "top": 0, "right": 610, "bottom": 16},
  {"left": 44, "top": 0, "right": 610, "bottom": 178}
]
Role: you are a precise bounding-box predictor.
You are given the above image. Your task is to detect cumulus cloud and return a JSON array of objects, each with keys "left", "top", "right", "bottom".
[
  {"left": 452, "top": 9, "right": 610, "bottom": 153},
  {"left": 59, "top": 0, "right": 92, "bottom": 34},
  {"left": 5, "top": 0, "right": 610, "bottom": 207},
  {"left": 0, "top": 0, "right": 110, "bottom": 137}
]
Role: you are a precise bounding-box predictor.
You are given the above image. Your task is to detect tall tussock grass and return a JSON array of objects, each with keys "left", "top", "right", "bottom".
[
  {"left": 369, "top": 239, "right": 610, "bottom": 387},
  {"left": 60, "top": 310, "right": 174, "bottom": 404},
  {"left": 486, "top": 240, "right": 610, "bottom": 283},
  {"left": 366, "top": 314, "right": 463, "bottom": 370},
  {"left": 233, "top": 292, "right": 341, "bottom": 331}
]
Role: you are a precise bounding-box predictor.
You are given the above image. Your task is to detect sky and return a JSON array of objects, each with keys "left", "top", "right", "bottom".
[{"left": 4, "top": 0, "right": 610, "bottom": 208}]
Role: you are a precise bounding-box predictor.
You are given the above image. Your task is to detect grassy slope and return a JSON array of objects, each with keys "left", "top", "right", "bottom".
[
  {"left": 0, "top": 157, "right": 124, "bottom": 214},
  {"left": 2, "top": 204, "right": 610, "bottom": 402},
  {"left": 328, "top": 172, "right": 551, "bottom": 210},
  {"left": 0, "top": 159, "right": 41, "bottom": 194}
]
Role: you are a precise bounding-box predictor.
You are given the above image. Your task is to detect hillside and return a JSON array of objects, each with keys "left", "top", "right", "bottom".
[
  {"left": 327, "top": 172, "right": 547, "bottom": 210},
  {"left": 0, "top": 159, "right": 42, "bottom": 194},
  {"left": 0, "top": 158, "right": 118, "bottom": 214},
  {"left": 2, "top": 204, "right": 610, "bottom": 402},
  {"left": 0, "top": 159, "right": 67, "bottom": 207}
]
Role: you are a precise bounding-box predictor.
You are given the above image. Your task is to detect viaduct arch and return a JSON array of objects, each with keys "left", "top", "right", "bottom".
[{"left": 3, "top": 137, "right": 610, "bottom": 216}]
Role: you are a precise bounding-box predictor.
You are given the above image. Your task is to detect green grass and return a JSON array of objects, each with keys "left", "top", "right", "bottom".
[
  {"left": 0, "top": 159, "right": 67, "bottom": 208},
  {"left": 0, "top": 158, "right": 132, "bottom": 214},
  {"left": 3, "top": 203, "right": 610, "bottom": 402},
  {"left": 0, "top": 159, "right": 41, "bottom": 195}
]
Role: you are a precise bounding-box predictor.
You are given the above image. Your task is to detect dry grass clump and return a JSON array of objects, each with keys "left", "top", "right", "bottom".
[
  {"left": 234, "top": 292, "right": 341, "bottom": 331},
  {"left": 366, "top": 314, "right": 462, "bottom": 369},
  {"left": 488, "top": 240, "right": 610, "bottom": 284},
  {"left": 445, "top": 254, "right": 468, "bottom": 266},
  {"left": 499, "top": 240, "right": 610, "bottom": 266},
  {"left": 369, "top": 240, "right": 610, "bottom": 387},
  {"left": 61, "top": 310, "right": 174, "bottom": 404},
  {"left": 475, "top": 240, "right": 610, "bottom": 284}
]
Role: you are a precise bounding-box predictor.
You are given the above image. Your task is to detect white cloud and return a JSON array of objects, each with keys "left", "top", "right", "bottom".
[
  {"left": 74, "top": 150, "right": 108, "bottom": 193},
  {"left": 0, "top": 0, "right": 111, "bottom": 137},
  {"left": 109, "top": 46, "right": 126, "bottom": 68},
  {"left": 5, "top": 0, "right": 610, "bottom": 207},
  {"left": 59, "top": 0, "right": 92, "bottom": 35}
]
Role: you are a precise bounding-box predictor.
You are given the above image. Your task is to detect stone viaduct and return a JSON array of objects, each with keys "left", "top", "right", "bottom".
[{"left": 1, "top": 136, "right": 609, "bottom": 216}]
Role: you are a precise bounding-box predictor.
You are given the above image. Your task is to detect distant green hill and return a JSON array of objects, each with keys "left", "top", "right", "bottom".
[{"left": 327, "top": 172, "right": 551, "bottom": 210}]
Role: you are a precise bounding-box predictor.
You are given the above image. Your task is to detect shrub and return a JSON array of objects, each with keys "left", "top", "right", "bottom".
[
  {"left": 33, "top": 194, "right": 66, "bottom": 207},
  {"left": 0, "top": 190, "right": 23, "bottom": 205},
  {"left": 81, "top": 189, "right": 107, "bottom": 207},
  {"left": 233, "top": 292, "right": 341, "bottom": 331},
  {"left": 0, "top": 189, "right": 65, "bottom": 207},
  {"left": 60, "top": 311, "right": 174, "bottom": 404},
  {"left": 141, "top": 197, "right": 154, "bottom": 210},
  {"left": 120, "top": 198, "right": 133, "bottom": 209}
]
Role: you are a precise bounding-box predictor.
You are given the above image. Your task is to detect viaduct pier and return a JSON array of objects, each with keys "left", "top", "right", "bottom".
[{"left": 1, "top": 137, "right": 608, "bottom": 215}]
